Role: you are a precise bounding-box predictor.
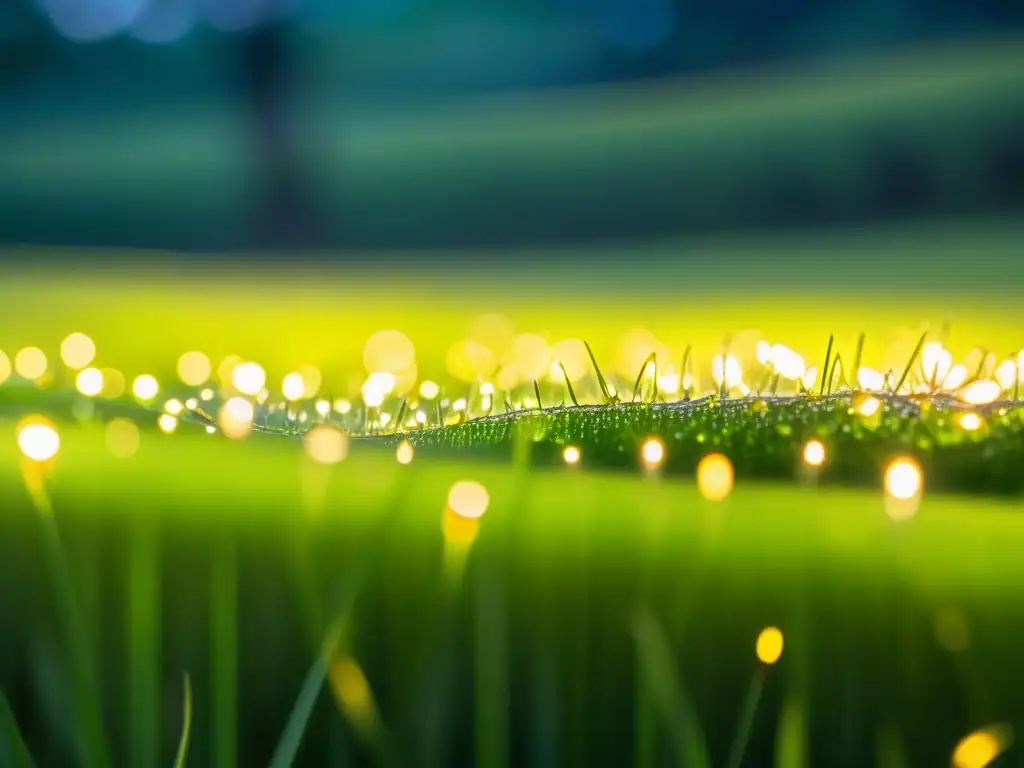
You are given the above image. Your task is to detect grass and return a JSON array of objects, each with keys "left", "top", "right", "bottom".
[{"left": 2, "top": 423, "right": 1024, "bottom": 765}]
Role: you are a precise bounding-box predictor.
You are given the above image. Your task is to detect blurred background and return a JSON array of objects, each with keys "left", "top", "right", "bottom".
[{"left": 0, "top": 0, "right": 1022, "bottom": 258}]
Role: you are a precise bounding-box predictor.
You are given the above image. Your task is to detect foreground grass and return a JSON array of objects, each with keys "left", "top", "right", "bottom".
[{"left": 2, "top": 424, "right": 1023, "bottom": 766}]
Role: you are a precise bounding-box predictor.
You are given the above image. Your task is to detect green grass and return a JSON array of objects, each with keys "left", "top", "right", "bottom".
[{"left": 2, "top": 425, "right": 1024, "bottom": 766}]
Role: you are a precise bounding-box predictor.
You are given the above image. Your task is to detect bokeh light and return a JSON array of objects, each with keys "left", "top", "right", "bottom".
[
  {"left": 60, "top": 332, "right": 96, "bottom": 370},
  {"left": 448, "top": 481, "right": 490, "bottom": 519},
  {"left": 802, "top": 439, "right": 826, "bottom": 467},
  {"left": 563, "top": 445, "right": 582, "bottom": 465},
  {"left": 178, "top": 351, "right": 212, "bottom": 386},
  {"left": 100, "top": 368, "right": 127, "bottom": 398},
  {"left": 15, "top": 347, "right": 48, "bottom": 381},
  {"left": 75, "top": 367, "right": 104, "bottom": 397},
  {"left": 951, "top": 725, "right": 1013, "bottom": 768},
  {"left": 697, "top": 453, "right": 734, "bottom": 501},
  {"left": 17, "top": 419, "right": 60, "bottom": 462},
  {"left": 396, "top": 440, "right": 415, "bottom": 465},
  {"left": 363, "top": 330, "right": 416, "bottom": 375},
  {"left": 756, "top": 627, "right": 784, "bottom": 664},
  {"left": 106, "top": 419, "right": 140, "bottom": 459},
  {"left": 885, "top": 457, "right": 922, "bottom": 501},
  {"left": 641, "top": 437, "right": 665, "bottom": 470},
  {"left": 282, "top": 372, "right": 305, "bottom": 401},
  {"left": 232, "top": 362, "right": 266, "bottom": 396},
  {"left": 132, "top": 374, "right": 159, "bottom": 401},
  {"left": 959, "top": 412, "right": 984, "bottom": 432},
  {"left": 219, "top": 397, "right": 255, "bottom": 440},
  {"left": 303, "top": 426, "right": 349, "bottom": 465},
  {"left": 959, "top": 379, "right": 1001, "bottom": 405},
  {"left": 158, "top": 414, "right": 178, "bottom": 434},
  {"left": 0, "top": 350, "right": 10, "bottom": 385}
]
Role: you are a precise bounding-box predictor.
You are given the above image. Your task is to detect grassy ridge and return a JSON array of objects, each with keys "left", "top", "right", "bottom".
[{"left": 2, "top": 426, "right": 1024, "bottom": 766}]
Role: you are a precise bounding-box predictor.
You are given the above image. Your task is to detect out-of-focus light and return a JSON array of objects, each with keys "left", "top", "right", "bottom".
[
  {"left": 303, "top": 426, "right": 349, "bottom": 465},
  {"left": 158, "top": 414, "right": 178, "bottom": 434},
  {"left": 995, "top": 360, "right": 1018, "bottom": 391},
  {"left": 15, "top": 347, "right": 47, "bottom": 381},
  {"left": 802, "top": 439, "right": 826, "bottom": 467},
  {"left": 712, "top": 353, "right": 744, "bottom": 390},
  {"left": 952, "top": 725, "right": 1013, "bottom": 768},
  {"left": 959, "top": 412, "right": 983, "bottom": 432},
  {"left": 363, "top": 330, "right": 415, "bottom": 375},
  {"left": 298, "top": 365, "right": 323, "bottom": 399},
  {"left": 334, "top": 398, "right": 352, "bottom": 415},
  {"left": 178, "top": 351, "right": 211, "bottom": 386},
  {"left": 756, "top": 627, "right": 784, "bottom": 664},
  {"left": 756, "top": 340, "right": 773, "bottom": 366},
  {"left": 106, "top": 419, "right": 140, "bottom": 459},
  {"left": 219, "top": 397, "right": 254, "bottom": 440},
  {"left": 801, "top": 366, "right": 819, "bottom": 391},
  {"left": 282, "top": 373, "right": 305, "bottom": 401},
  {"left": 76, "top": 367, "right": 104, "bottom": 397},
  {"left": 199, "top": 388, "right": 214, "bottom": 401},
  {"left": 959, "top": 380, "right": 1001, "bottom": 405},
  {"left": 419, "top": 380, "right": 441, "bottom": 400},
  {"left": 771, "top": 345, "right": 806, "bottom": 381},
  {"left": 132, "top": 374, "right": 159, "bottom": 401},
  {"left": 448, "top": 481, "right": 489, "bottom": 519},
  {"left": 205, "top": 425, "right": 217, "bottom": 435},
  {"left": 415, "top": 410, "right": 427, "bottom": 425},
  {"left": 217, "top": 355, "right": 243, "bottom": 385},
  {"left": 0, "top": 350, "right": 10, "bottom": 385},
  {"left": 232, "top": 362, "right": 266, "bottom": 396},
  {"left": 453, "top": 398, "right": 467, "bottom": 413},
  {"left": 60, "top": 332, "right": 96, "bottom": 370},
  {"left": 857, "top": 367, "right": 885, "bottom": 391},
  {"left": 37, "top": 0, "right": 149, "bottom": 42},
  {"left": 855, "top": 394, "right": 882, "bottom": 417},
  {"left": 100, "top": 368, "right": 126, "bottom": 398},
  {"left": 697, "top": 453, "right": 734, "bottom": 501},
  {"left": 944, "top": 364, "right": 969, "bottom": 390},
  {"left": 396, "top": 440, "right": 414, "bottom": 465},
  {"left": 563, "top": 445, "right": 581, "bottom": 465},
  {"left": 921, "top": 343, "right": 952, "bottom": 384},
  {"left": 315, "top": 399, "right": 331, "bottom": 417},
  {"left": 164, "top": 398, "right": 184, "bottom": 416},
  {"left": 884, "top": 457, "right": 923, "bottom": 521},
  {"left": 17, "top": 419, "right": 60, "bottom": 462},
  {"left": 641, "top": 437, "right": 665, "bottom": 469},
  {"left": 480, "top": 382, "right": 495, "bottom": 396},
  {"left": 185, "top": 397, "right": 198, "bottom": 410}
]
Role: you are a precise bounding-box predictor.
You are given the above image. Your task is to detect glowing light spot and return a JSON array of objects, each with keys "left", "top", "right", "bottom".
[
  {"left": 363, "top": 330, "right": 415, "bottom": 375},
  {"left": 802, "top": 439, "right": 826, "bottom": 467},
  {"left": 329, "top": 656, "right": 374, "bottom": 724},
  {"left": 282, "top": 372, "right": 305, "bottom": 401},
  {"left": 75, "top": 367, "right": 104, "bottom": 397},
  {"left": 232, "top": 362, "right": 266, "bottom": 396},
  {"left": 641, "top": 437, "right": 665, "bottom": 469},
  {"left": 60, "top": 332, "right": 96, "bottom": 370},
  {"left": 447, "top": 339, "right": 497, "bottom": 384},
  {"left": 771, "top": 345, "right": 806, "bottom": 381},
  {"left": 756, "top": 340, "right": 773, "bottom": 365},
  {"left": 995, "top": 360, "right": 1018, "bottom": 391},
  {"left": 298, "top": 365, "right": 323, "bottom": 399},
  {"left": 959, "top": 379, "right": 1001, "bottom": 405},
  {"left": 419, "top": 380, "right": 441, "bottom": 399},
  {"left": 697, "top": 453, "right": 734, "bottom": 501},
  {"left": 334, "top": 398, "right": 352, "bottom": 415},
  {"left": 379, "top": 413, "right": 392, "bottom": 427},
  {"left": 362, "top": 372, "right": 396, "bottom": 408},
  {"left": 448, "top": 480, "right": 489, "bottom": 519},
  {"left": 158, "top": 414, "right": 178, "bottom": 434},
  {"left": 315, "top": 399, "right": 331, "bottom": 417},
  {"left": 944, "top": 364, "right": 968, "bottom": 390},
  {"left": 415, "top": 410, "right": 427, "bottom": 425},
  {"left": 712, "top": 353, "right": 744, "bottom": 391},
  {"left": 657, "top": 372, "right": 681, "bottom": 395},
  {"left": 952, "top": 725, "right": 1013, "bottom": 768},
  {"left": 185, "top": 397, "right": 198, "bottom": 410},
  {"left": 480, "top": 382, "right": 495, "bottom": 396},
  {"left": 857, "top": 367, "right": 885, "bottom": 391},
  {"left": 0, "top": 350, "right": 10, "bottom": 385},
  {"left": 396, "top": 440, "right": 414, "bottom": 464},
  {"left": 205, "top": 425, "right": 216, "bottom": 434},
  {"left": 15, "top": 347, "right": 47, "bottom": 381},
  {"left": 563, "top": 445, "right": 581, "bottom": 465},
  {"left": 884, "top": 457, "right": 923, "bottom": 521},
  {"left": 17, "top": 420, "right": 60, "bottom": 462},
  {"left": 106, "top": 418, "right": 140, "bottom": 459},
  {"left": 304, "top": 426, "right": 348, "bottom": 465},
  {"left": 959, "top": 412, "right": 983, "bottom": 432},
  {"left": 855, "top": 394, "right": 882, "bottom": 417},
  {"left": 199, "top": 388, "right": 214, "bottom": 401},
  {"left": 756, "top": 627, "right": 784, "bottom": 665},
  {"left": 453, "top": 398, "right": 467, "bottom": 413},
  {"left": 219, "top": 397, "right": 254, "bottom": 440},
  {"left": 801, "top": 366, "right": 819, "bottom": 391},
  {"left": 921, "top": 342, "right": 952, "bottom": 384},
  {"left": 164, "top": 398, "right": 184, "bottom": 416},
  {"left": 132, "top": 374, "right": 159, "bottom": 401},
  {"left": 177, "top": 351, "right": 211, "bottom": 386},
  {"left": 216, "top": 355, "right": 243, "bottom": 385}
]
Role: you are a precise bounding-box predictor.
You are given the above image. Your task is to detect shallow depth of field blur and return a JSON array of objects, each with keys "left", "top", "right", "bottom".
[{"left": 2, "top": 1, "right": 1024, "bottom": 767}]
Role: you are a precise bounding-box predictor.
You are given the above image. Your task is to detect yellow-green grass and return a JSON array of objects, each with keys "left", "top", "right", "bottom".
[{"left": 1, "top": 425, "right": 1023, "bottom": 766}]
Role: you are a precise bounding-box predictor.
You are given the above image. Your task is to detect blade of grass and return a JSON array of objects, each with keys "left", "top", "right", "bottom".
[
  {"left": 0, "top": 689, "right": 36, "bottom": 768},
  {"left": 631, "top": 611, "right": 711, "bottom": 768},
  {"left": 173, "top": 674, "right": 193, "bottom": 768},
  {"left": 128, "top": 517, "right": 160, "bottom": 768},
  {"left": 632, "top": 353, "right": 657, "bottom": 404},
  {"left": 775, "top": 697, "right": 808, "bottom": 768},
  {"left": 558, "top": 363, "right": 580, "bottom": 407},
  {"left": 819, "top": 334, "right": 834, "bottom": 396},
  {"left": 679, "top": 346, "right": 692, "bottom": 401},
  {"left": 584, "top": 341, "right": 613, "bottom": 404},
  {"left": 827, "top": 354, "right": 843, "bottom": 395},
  {"left": 394, "top": 400, "right": 408, "bottom": 434},
  {"left": 533, "top": 380, "right": 544, "bottom": 411},
  {"left": 893, "top": 332, "right": 927, "bottom": 394},
  {"left": 210, "top": 538, "right": 237, "bottom": 768},
  {"left": 23, "top": 471, "right": 110, "bottom": 768},
  {"left": 852, "top": 333, "right": 866, "bottom": 382},
  {"left": 726, "top": 670, "right": 766, "bottom": 768}
]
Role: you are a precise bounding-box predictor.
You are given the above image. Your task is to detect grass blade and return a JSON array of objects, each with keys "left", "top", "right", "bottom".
[
  {"left": 631, "top": 611, "right": 711, "bottom": 768},
  {"left": 775, "top": 697, "right": 808, "bottom": 768},
  {"left": 0, "top": 689, "right": 36, "bottom": 768},
  {"left": 727, "top": 671, "right": 765, "bottom": 768},
  {"left": 632, "top": 353, "right": 657, "bottom": 403},
  {"left": 819, "top": 334, "right": 834, "bottom": 396},
  {"left": 852, "top": 333, "right": 866, "bottom": 381},
  {"left": 394, "top": 400, "right": 408, "bottom": 434},
  {"left": 533, "top": 380, "right": 544, "bottom": 410},
  {"left": 827, "top": 354, "right": 843, "bottom": 395},
  {"left": 173, "top": 674, "right": 193, "bottom": 768},
  {"left": 680, "top": 346, "right": 692, "bottom": 401},
  {"left": 210, "top": 540, "right": 237, "bottom": 768},
  {"left": 583, "top": 341, "right": 614, "bottom": 404},
  {"left": 558, "top": 362, "right": 580, "bottom": 406},
  {"left": 894, "top": 332, "right": 927, "bottom": 394},
  {"left": 128, "top": 518, "right": 160, "bottom": 768}
]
